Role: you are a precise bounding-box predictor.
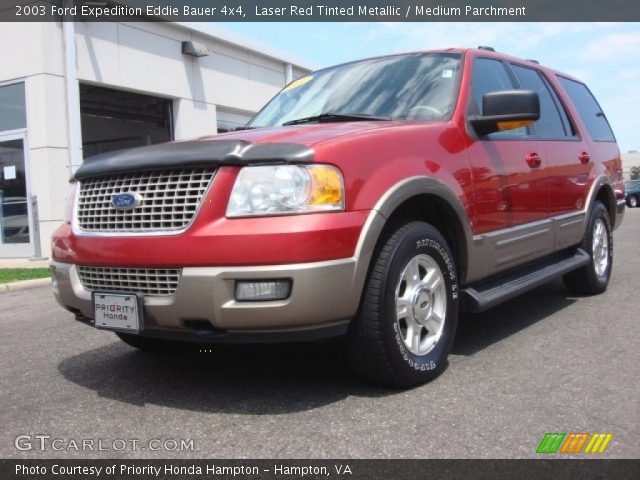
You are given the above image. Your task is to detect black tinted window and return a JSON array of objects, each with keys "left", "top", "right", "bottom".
[
  {"left": 511, "top": 65, "right": 569, "bottom": 139},
  {"left": 558, "top": 76, "right": 615, "bottom": 142},
  {"left": 543, "top": 75, "right": 575, "bottom": 136},
  {"left": 470, "top": 58, "right": 514, "bottom": 114},
  {"left": 0, "top": 83, "right": 26, "bottom": 131},
  {"left": 470, "top": 58, "right": 525, "bottom": 137}
]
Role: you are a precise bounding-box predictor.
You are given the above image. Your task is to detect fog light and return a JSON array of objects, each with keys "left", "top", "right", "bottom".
[{"left": 235, "top": 280, "right": 291, "bottom": 301}]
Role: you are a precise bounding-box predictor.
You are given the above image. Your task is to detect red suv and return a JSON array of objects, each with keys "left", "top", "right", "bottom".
[{"left": 51, "top": 48, "right": 625, "bottom": 386}]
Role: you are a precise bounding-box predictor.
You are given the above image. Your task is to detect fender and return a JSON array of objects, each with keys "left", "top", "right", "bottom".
[
  {"left": 345, "top": 176, "right": 476, "bottom": 315},
  {"left": 584, "top": 174, "right": 619, "bottom": 230}
]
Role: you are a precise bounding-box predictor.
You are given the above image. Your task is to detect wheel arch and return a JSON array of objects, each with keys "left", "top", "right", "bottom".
[
  {"left": 348, "top": 177, "right": 475, "bottom": 316},
  {"left": 588, "top": 176, "right": 617, "bottom": 227}
]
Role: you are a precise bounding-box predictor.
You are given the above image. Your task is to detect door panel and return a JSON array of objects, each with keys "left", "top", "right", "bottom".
[
  {"left": 466, "top": 57, "right": 549, "bottom": 234},
  {"left": 545, "top": 142, "right": 591, "bottom": 214},
  {"left": 509, "top": 63, "right": 588, "bottom": 217},
  {"left": 551, "top": 75, "right": 619, "bottom": 215},
  {"left": 467, "top": 141, "right": 548, "bottom": 232}
]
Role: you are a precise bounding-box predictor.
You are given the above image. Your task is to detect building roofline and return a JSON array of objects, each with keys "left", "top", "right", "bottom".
[{"left": 172, "top": 22, "right": 317, "bottom": 71}]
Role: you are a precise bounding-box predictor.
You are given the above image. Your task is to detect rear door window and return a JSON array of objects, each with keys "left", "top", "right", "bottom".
[
  {"left": 511, "top": 64, "right": 572, "bottom": 139},
  {"left": 557, "top": 76, "right": 615, "bottom": 142}
]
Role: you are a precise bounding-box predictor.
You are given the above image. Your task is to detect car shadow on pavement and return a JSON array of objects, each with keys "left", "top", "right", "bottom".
[
  {"left": 452, "top": 278, "right": 576, "bottom": 356},
  {"left": 57, "top": 340, "right": 396, "bottom": 414},
  {"left": 57, "top": 279, "right": 576, "bottom": 414}
]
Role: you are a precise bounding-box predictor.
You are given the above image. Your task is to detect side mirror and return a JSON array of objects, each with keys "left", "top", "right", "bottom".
[{"left": 470, "top": 90, "right": 540, "bottom": 136}]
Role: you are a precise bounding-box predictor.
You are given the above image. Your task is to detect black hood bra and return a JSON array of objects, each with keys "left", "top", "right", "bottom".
[{"left": 73, "top": 140, "right": 315, "bottom": 180}]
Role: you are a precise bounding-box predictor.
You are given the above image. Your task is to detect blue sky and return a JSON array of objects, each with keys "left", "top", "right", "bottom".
[{"left": 222, "top": 22, "right": 640, "bottom": 152}]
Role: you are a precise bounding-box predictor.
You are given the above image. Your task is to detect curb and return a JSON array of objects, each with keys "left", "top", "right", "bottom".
[{"left": 0, "top": 277, "right": 50, "bottom": 293}]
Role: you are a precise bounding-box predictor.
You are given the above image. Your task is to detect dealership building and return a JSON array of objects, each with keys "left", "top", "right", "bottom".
[
  {"left": 622, "top": 151, "right": 640, "bottom": 180},
  {"left": 0, "top": 20, "right": 311, "bottom": 258}
]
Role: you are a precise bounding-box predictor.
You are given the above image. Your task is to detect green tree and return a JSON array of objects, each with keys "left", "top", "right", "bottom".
[{"left": 631, "top": 166, "right": 640, "bottom": 180}]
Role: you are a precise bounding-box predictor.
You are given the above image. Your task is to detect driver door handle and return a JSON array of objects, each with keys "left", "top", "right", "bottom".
[
  {"left": 578, "top": 151, "right": 591, "bottom": 164},
  {"left": 525, "top": 152, "right": 542, "bottom": 168}
]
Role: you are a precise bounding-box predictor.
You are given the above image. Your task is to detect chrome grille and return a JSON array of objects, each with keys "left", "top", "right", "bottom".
[
  {"left": 77, "top": 266, "right": 181, "bottom": 296},
  {"left": 76, "top": 167, "right": 215, "bottom": 233}
]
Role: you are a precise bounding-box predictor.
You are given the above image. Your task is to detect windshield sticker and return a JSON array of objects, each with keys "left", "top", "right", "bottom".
[
  {"left": 283, "top": 76, "right": 313, "bottom": 92},
  {"left": 441, "top": 69, "right": 453, "bottom": 78}
]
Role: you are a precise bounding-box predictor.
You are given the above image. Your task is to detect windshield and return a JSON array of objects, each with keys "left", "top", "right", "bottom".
[
  {"left": 248, "top": 53, "right": 461, "bottom": 128},
  {"left": 626, "top": 180, "right": 640, "bottom": 188}
]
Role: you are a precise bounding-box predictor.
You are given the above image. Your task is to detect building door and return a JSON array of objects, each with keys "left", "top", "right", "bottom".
[
  {"left": 80, "top": 84, "right": 173, "bottom": 158},
  {"left": 0, "top": 131, "right": 32, "bottom": 257}
]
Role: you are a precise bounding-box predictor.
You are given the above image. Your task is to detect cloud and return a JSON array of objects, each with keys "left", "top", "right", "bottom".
[
  {"left": 356, "top": 22, "right": 604, "bottom": 55},
  {"left": 581, "top": 32, "right": 640, "bottom": 61}
]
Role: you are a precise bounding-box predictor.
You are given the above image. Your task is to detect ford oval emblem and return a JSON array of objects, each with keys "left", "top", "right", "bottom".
[{"left": 111, "top": 193, "right": 141, "bottom": 210}]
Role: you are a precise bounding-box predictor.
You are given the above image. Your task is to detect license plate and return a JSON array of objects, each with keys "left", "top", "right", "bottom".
[{"left": 93, "top": 293, "right": 142, "bottom": 332}]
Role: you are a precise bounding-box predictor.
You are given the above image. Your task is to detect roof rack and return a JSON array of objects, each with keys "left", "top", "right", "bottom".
[
  {"left": 478, "top": 46, "right": 495, "bottom": 52},
  {"left": 526, "top": 59, "right": 540, "bottom": 64}
]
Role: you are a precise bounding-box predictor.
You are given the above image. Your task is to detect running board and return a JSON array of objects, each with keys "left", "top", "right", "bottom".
[{"left": 461, "top": 249, "right": 590, "bottom": 313}]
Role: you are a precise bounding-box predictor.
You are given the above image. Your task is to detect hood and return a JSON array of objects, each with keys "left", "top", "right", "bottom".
[
  {"left": 72, "top": 122, "right": 397, "bottom": 180},
  {"left": 205, "top": 121, "right": 399, "bottom": 146}
]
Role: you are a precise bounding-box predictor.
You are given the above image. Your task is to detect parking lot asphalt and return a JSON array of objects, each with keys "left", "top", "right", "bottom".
[{"left": 1, "top": 209, "right": 639, "bottom": 459}]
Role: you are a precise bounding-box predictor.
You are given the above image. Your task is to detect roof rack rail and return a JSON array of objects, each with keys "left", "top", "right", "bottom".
[
  {"left": 526, "top": 59, "right": 540, "bottom": 64},
  {"left": 478, "top": 46, "right": 495, "bottom": 52}
]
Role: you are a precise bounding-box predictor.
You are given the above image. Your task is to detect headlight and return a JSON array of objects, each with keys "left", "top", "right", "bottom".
[
  {"left": 226, "top": 165, "right": 344, "bottom": 217},
  {"left": 64, "top": 182, "right": 77, "bottom": 223}
]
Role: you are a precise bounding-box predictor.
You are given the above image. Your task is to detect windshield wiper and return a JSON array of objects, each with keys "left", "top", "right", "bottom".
[{"left": 282, "top": 112, "right": 390, "bottom": 126}]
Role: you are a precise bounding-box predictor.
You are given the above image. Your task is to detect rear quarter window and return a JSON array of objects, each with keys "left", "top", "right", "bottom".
[{"left": 557, "top": 76, "right": 616, "bottom": 142}]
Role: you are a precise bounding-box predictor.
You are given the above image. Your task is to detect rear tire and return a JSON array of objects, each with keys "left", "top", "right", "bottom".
[
  {"left": 628, "top": 196, "right": 637, "bottom": 208},
  {"left": 346, "top": 221, "right": 459, "bottom": 388},
  {"left": 563, "top": 201, "right": 613, "bottom": 295}
]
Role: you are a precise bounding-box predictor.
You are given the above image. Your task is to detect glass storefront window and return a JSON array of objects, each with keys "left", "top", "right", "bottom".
[
  {"left": 0, "top": 139, "right": 29, "bottom": 244},
  {"left": 0, "top": 83, "right": 26, "bottom": 131}
]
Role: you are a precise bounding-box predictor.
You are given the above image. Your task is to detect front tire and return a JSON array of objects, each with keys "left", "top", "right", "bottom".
[
  {"left": 628, "top": 196, "right": 638, "bottom": 208},
  {"left": 346, "top": 221, "right": 459, "bottom": 387},
  {"left": 563, "top": 201, "right": 613, "bottom": 295}
]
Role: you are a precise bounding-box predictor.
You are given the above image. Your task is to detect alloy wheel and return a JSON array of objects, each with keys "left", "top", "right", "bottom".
[{"left": 395, "top": 254, "right": 446, "bottom": 356}]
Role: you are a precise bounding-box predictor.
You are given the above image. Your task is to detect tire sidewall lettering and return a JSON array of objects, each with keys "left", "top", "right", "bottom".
[
  {"left": 388, "top": 232, "right": 458, "bottom": 372},
  {"left": 415, "top": 238, "right": 457, "bottom": 298}
]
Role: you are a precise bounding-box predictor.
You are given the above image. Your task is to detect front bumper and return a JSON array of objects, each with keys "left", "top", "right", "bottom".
[{"left": 51, "top": 258, "right": 359, "bottom": 341}]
